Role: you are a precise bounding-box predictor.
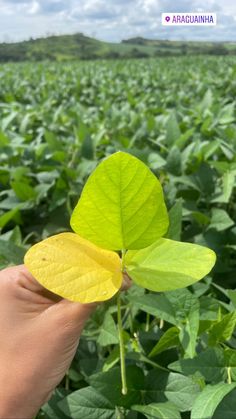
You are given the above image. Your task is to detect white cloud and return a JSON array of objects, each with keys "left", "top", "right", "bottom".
[{"left": 0, "top": 0, "right": 235, "bottom": 42}]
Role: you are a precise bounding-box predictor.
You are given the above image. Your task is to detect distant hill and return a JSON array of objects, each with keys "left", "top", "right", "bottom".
[{"left": 0, "top": 32, "right": 235, "bottom": 62}]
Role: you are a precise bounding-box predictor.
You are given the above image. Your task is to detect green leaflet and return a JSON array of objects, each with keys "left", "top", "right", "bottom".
[
  {"left": 166, "top": 199, "right": 182, "bottom": 241},
  {"left": 169, "top": 347, "right": 226, "bottom": 382},
  {"left": 89, "top": 365, "right": 144, "bottom": 408},
  {"left": 58, "top": 386, "right": 116, "bottom": 419},
  {"left": 191, "top": 383, "right": 236, "bottom": 419},
  {"left": 149, "top": 327, "right": 180, "bottom": 358},
  {"left": 127, "top": 293, "right": 178, "bottom": 325},
  {"left": 166, "top": 111, "right": 181, "bottom": 146},
  {"left": 213, "top": 388, "right": 236, "bottom": 418},
  {"left": 132, "top": 402, "right": 181, "bottom": 419},
  {"left": 146, "top": 291, "right": 199, "bottom": 359},
  {"left": 11, "top": 180, "right": 37, "bottom": 201},
  {"left": 42, "top": 388, "right": 70, "bottom": 419},
  {"left": 144, "top": 370, "right": 201, "bottom": 411},
  {"left": 70, "top": 151, "right": 169, "bottom": 250},
  {"left": 208, "top": 312, "right": 236, "bottom": 345},
  {"left": 97, "top": 312, "right": 119, "bottom": 347},
  {"left": 228, "top": 290, "right": 236, "bottom": 308},
  {"left": 0, "top": 239, "right": 25, "bottom": 265},
  {"left": 164, "top": 372, "right": 201, "bottom": 411},
  {"left": 169, "top": 290, "right": 199, "bottom": 358},
  {"left": 125, "top": 238, "right": 216, "bottom": 292},
  {"left": 211, "top": 171, "right": 235, "bottom": 203},
  {"left": 209, "top": 208, "right": 235, "bottom": 231}
]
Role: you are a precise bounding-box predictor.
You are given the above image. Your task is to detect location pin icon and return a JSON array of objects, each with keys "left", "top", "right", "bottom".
[{"left": 165, "top": 16, "right": 170, "bottom": 22}]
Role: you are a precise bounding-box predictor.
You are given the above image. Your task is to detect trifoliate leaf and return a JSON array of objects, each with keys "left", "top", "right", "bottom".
[{"left": 24, "top": 232, "right": 122, "bottom": 303}]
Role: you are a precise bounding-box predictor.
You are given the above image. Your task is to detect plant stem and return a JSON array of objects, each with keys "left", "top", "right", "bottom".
[
  {"left": 145, "top": 313, "right": 150, "bottom": 332},
  {"left": 227, "top": 367, "right": 232, "bottom": 384},
  {"left": 117, "top": 249, "right": 127, "bottom": 395},
  {"left": 117, "top": 291, "right": 127, "bottom": 395},
  {"left": 121, "top": 249, "right": 126, "bottom": 270},
  {"left": 159, "top": 318, "right": 164, "bottom": 329}
]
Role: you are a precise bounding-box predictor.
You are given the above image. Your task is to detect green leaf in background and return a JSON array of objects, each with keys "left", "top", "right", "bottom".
[
  {"left": 213, "top": 388, "right": 236, "bottom": 419},
  {"left": 70, "top": 151, "right": 169, "bottom": 250},
  {"left": 211, "top": 171, "right": 235, "bottom": 203},
  {"left": 208, "top": 312, "right": 236, "bottom": 345},
  {"left": 127, "top": 293, "right": 177, "bottom": 325},
  {"left": 81, "top": 135, "right": 95, "bottom": 160},
  {"left": 174, "top": 291, "right": 199, "bottom": 358},
  {"left": 201, "top": 139, "right": 220, "bottom": 160},
  {"left": 41, "top": 388, "right": 70, "bottom": 419},
  {"left": 165, "top": 372, "right": 201, "bottom": 411},
  {"left": 125, "top": 238, "right": 216, "bottom": 292},
  {"left": 149, "top": 327, "right": 180, "bottom": 358},
  {"left": 97, "top": 312, "right": 119, "bottom": 347},
  {"left": 148, "top": 152, "right": 166, "bottom": 170},
  {"left": 200, "top": 88, "right": 213, "bottom": 112},
  {"left": 169, "top": 347, "right": 226, "bottom": 382},
  {"left": 144, "top": 370, "right": 201, "bottom": 411},
  {"left": 143, "top": 289, "right": 200, "bottom": 358},
  {"left": 0, "top": 131, "right": 9, "bottom": 146},
  {"left": 89, "top": 365, "right": 144, "bottom": 408},
  {"left": 3, "top": 225, "right": 22, "bottom": 246},
  {"left": 224, "top": 349, "right": 236, "bottom": 382},
  {"left": 218, "top": 103, "right": 235, "bottom": 125},
  {"left": 191, "top": 383, "right": 236, "bottom": 419},
  {"left": 228, "top": 290, "right": 236, "bottom": 308},
  {"left": 102, "top": 347, "right": 120, "bottom": 372},
  {"left": 1, "top": 110, "right": 18, "bottom": 131},
  {"left": 166, "top": 199, "right": 182, "bottom": 240},
  {"left": 11, "top": 181, "right": 37, "bottom": 201},
  {"left": 209, "top": 208, "right": 235, "bottom": 231},
  {"left": 144, "top": 370, "right": 169, "bottom": 403},
  {"left": 58, "top": 386, "right": 116, "bottom": 419},
  {"left": 129, "top": 290, "right": 201, "bottom": 355},
  {"left": 166, "top": 111, "right": 181, "bottom": 146},
  {"left": 0, "top": 207, "right": 21, "bottom": 229},
  {"left": 166, "top": 146, "right": 182, "bottom": 176},
  {"left": 132, "top": 402, "right": 181, "bottom": 419},
  {"left": 0, "top": 239, "right": 25, "bottom": 265}
]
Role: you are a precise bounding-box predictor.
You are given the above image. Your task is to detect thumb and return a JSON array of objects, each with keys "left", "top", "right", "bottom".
[
  {"left": 47, "top": 299, "right": 98, "bottom": 334},
  {"left": 40, "top": 273, "right": 131, "bottom": 334}
]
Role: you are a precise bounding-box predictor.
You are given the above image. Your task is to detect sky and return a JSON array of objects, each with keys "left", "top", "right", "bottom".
[{"left": 0, "top": 0, "right": 235, "bottom": 43}]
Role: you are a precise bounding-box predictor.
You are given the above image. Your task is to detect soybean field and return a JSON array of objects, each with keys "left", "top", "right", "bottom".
[{"left": 0, "top": 56, "right": 236, "bottom": 418}]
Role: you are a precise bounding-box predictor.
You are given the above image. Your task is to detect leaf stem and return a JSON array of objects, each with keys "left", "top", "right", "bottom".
[
  {"left": 117, "top": 291, "right": 127, "bottom": 395},
  {"left": 145, "top": 313, "right": 150, "bottom": 332},
  {"left": 121, "top": 249, "right": 126, "bottom": 270},
  {"left": 227, "top": 367, "right": 232, "bottom": 384}
]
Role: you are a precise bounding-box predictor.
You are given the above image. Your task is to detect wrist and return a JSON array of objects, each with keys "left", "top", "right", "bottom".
[
  {"left": 0, "top": 371, "right": 44, "bottom": 419},
  {"left": 0, "top": 389, "right": 41, "bottom": 419}
]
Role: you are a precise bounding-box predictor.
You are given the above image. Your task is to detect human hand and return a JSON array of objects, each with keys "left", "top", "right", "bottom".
[{"left": 0, "top": 265, "right": 131, "bottom": 419}]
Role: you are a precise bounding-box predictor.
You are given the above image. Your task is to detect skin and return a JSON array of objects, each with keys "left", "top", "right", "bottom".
[{"left": 0, "top": 265, "right": 132, "bottom": 419}]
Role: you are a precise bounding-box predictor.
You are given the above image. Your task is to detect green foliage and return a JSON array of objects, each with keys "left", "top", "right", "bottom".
[
  {"left": 191, "top": 383, "right": 236, "bottom": 419},
  {"left": 58, "top": 386, "right": 117, "bottom": 418},
  {"left": 132, "top": 402, "right": 181, "bottom": 418},
  {"left": 0, "top": 56, "right": 236, "bottom": 418}
]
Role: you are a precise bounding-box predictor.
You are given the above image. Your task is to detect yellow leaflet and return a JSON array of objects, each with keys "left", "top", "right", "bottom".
[{"left": 24, "top": 232, "right": 122, "bottom": 303}]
